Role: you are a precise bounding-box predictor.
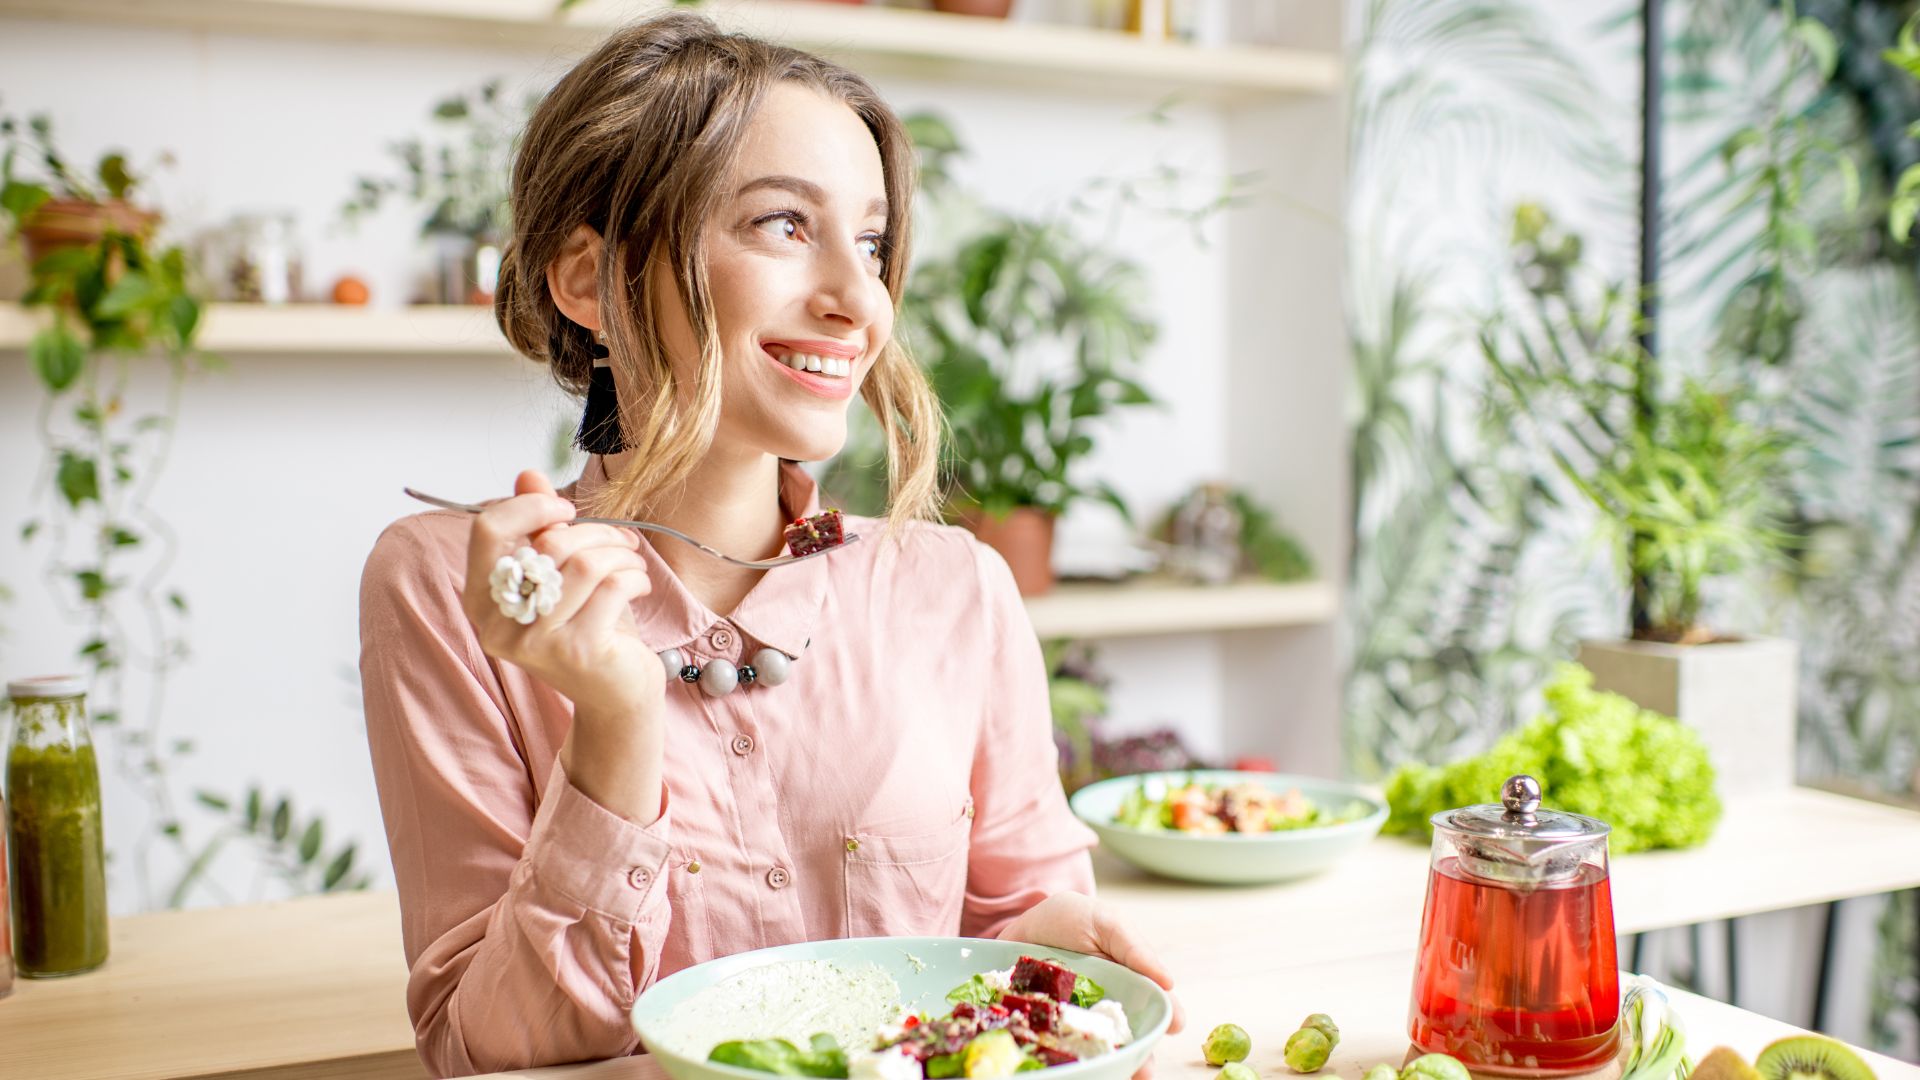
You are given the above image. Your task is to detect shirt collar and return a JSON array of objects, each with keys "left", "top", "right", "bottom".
[{"left": 567, "top": 456, "right": 827, "bottom": 660}]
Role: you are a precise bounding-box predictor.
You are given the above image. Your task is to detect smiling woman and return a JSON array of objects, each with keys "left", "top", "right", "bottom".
[{"left": 356, "top": 12, "right": 1182, "bottom": 1080}]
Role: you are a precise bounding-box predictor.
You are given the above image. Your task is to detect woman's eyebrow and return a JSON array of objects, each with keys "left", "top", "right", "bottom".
[{"left": 735, "top": 174, "right": 888, "bottom": 218}]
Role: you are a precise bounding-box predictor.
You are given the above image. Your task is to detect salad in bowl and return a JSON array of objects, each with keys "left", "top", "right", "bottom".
[
  {"left": 633, "top": 938, "right": 1171, "bottom": 1080},
  {"left": 1071, "top": 769, "right": 1388, "bottom": 885}
]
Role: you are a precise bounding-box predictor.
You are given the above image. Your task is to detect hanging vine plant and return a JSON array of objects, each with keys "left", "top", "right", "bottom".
[{"left": 2, "top": 105, "right": 215, "bottom": 906}]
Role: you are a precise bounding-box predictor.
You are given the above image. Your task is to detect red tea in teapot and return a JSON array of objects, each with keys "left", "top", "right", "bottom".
[{"left": 1409, "top": 855, "right": 1619, "bottom": 1075}]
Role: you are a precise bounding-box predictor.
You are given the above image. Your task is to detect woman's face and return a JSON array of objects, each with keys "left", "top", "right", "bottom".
[{"left": 660, "top": 83, "right": 894, "bottom": 465}]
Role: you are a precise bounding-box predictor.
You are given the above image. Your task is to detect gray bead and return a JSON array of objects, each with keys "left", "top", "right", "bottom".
[
  {"left": 699, "top": 658, "right": 739, "bottom": 697},
  {"left": 751, "top": 648, "right": 792, "bottom": 687},
  {"left": 658, "top": 648, "right": 685, "bottom": 679}
]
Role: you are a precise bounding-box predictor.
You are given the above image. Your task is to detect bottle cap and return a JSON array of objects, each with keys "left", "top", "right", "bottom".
[{"left": 7, "top": 675, "right": 87, "bottom": 701}]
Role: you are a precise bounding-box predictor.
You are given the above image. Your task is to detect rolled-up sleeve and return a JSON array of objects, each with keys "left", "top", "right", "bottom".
[
  {"left": 959, "top": 540, "right": 1098, "bottom": 939},
  {"left": 359, "top": 514, "right": 674, "bottom": 1077}
]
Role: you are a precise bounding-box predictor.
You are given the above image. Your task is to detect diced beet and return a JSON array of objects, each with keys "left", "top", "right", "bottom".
[
  {"left": 783, "top": 509, "right": 847, "bottom": 557},
  {"left": 1001, "top": 993, "right": 1060, "bottom": 1033},
  {"left": 951, "top": 1002, "right": 979, "bottom": 1022},
  {"left": 1010, "top": 956, "right": 1078, "bottom": 1003}
]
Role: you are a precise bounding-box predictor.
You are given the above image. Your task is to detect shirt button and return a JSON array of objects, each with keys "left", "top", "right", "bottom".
[
  {"left": 627, "top": 866, "right": 652, "bottom": 890},
  {"left": 732, "top": 734, "right": 755, "bottom": 755},
  {"left": 766, "top": 866, "right": 790, "bottom": 889},
  {"left": 709, "top": 626, "right": 736, "bottom": 650}
]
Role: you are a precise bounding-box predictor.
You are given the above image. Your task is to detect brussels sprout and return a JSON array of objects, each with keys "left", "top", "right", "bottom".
[
  {"left": 1400, "top": 1054, "right": 1471, "bottom": 1080},
  {"left": 1301, "top": 1014, "right": 1340, "bottom": 1048},
  {"left": 1221, "top": 1064, "right": 1259, "bottom": 1080},
  {"left": 1203, "top": 1024, "right": 1252, "bottom": 1066},
  {"left": 1283, "top": 1028, "right": 1331, "bottom": 1074},
  {"left": 1364, "top": 1065, "right": 1399, "bottom": 1080}
]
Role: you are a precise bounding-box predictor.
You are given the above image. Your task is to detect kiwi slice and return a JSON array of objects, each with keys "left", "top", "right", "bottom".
[
  {"left": 1691, "top": 1047, "right": 1763, "bottom": 1080},
  {"left": 1753, "top": 1036, "right": 1876, "bottom": 1080}
]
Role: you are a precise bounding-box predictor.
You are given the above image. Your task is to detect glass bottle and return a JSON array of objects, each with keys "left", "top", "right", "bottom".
[{"left": 6, "top": 675, "right": 109, "bottom": 977}]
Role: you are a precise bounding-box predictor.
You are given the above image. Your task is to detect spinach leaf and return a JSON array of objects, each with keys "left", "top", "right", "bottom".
[
  {"left": 1070, "top": 975, "right": 1105, "bottom": 1008},
  {"left": 945, "top": 974, "right": 1002, "bottom": 1008}
]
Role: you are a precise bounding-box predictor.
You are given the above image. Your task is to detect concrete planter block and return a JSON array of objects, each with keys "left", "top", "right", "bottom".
[{"left": 1575, "top": 636, "right": 1799, "bottom": 794}]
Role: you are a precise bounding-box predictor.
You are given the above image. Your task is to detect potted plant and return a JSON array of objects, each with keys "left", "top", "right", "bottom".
[
  {"left": 1484, "top": 203, "right": 1798, "bottom": 794},
  {"left": 340, "top": 78, "right": 536, "bottom": 305},
  {"left": 902, "top": 119, "right": 1158, "bottom": 595}
]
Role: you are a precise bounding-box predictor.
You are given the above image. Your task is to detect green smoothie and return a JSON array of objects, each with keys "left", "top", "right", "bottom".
[{"left": 6, "top": 693, "right": 108, "bottom": 977}]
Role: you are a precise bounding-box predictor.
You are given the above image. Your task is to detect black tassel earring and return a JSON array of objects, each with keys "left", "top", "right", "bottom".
[{"left": 575, "top": 334, "right": 627, "bottom": 455}]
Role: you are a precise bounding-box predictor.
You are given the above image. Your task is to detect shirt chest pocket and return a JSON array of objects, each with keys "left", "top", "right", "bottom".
[{"left": 842, "top": 796, "right": 974, "bottom": 939}]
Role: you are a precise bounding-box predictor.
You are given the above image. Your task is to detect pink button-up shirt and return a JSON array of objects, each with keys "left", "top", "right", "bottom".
[{"left": 359, "top": 460, "right": 1097, "bottom": 1078}]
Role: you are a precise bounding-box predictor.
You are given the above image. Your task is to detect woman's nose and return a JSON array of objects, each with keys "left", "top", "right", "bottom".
[{"left": 807, "top": 241, "right": 884, "bottom": 327}]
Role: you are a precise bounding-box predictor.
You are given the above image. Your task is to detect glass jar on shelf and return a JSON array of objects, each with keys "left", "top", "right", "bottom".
[
  {"left": 6, "top": 674, "right": 109, "bottom": 978},
  {"left": 225, "top": 210, "right": 304, "bottom": 304}
]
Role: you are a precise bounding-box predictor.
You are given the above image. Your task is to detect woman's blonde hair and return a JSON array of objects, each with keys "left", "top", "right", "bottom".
[{"left": 495, "top": 12, "right": 942, "bottom": 525}]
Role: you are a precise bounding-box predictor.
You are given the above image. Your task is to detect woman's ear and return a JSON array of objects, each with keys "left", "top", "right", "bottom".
[{"left": 546, "top": 224, "right": 604, "bottom": 333}]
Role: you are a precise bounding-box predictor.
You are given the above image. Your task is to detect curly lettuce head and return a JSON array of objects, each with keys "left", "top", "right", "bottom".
[{"left": 1382, "top": 663, "right": 1722, "bottom": 854}]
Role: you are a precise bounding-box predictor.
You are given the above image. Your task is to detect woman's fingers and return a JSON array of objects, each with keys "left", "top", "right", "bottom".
[
  {"left": 571, "top": 567, "right": 654, "bottom": 639},
  {"left": 1093, "top": 904, "right": 1175, "bottom": 991},
  {"left": 531, "top": 521, "right": 641, "bottom": 566},
  {"left": 536, "top": 545, "right": 645, "bottom": 626},
  {"left": 464, "top": 475, "right": 577, "bottom": 606}
]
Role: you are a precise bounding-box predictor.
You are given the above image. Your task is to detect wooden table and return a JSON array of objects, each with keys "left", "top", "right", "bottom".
[
  {"left": 0, "top": 890, "right": 426, "bottom": 1080},
  {"left": 1, "top": 786, "right": 1915, "bottom": 1080},
  {"left": 471, "top": 950, "right": 1920, "bottom": 1079}
]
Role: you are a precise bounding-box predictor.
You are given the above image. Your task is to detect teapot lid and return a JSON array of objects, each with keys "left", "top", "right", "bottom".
[{"left": 1431, "top": 775, "right": 1609, "bottom": 880}]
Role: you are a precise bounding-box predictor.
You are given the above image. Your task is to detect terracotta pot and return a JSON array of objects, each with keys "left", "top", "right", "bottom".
[
  {"left": 934, "top": 0, "right": 1015, "bottom": 17},
  {"left": 19, "top": 198, "right": 160, "bottom": 266},
  {"left": 964, "top": 507, "right": 1056, "bottom": 596}
]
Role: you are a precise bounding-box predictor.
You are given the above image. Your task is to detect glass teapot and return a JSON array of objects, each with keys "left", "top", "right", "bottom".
[{"left": 1407, "top": 775, "right": 1620, "bottom": 1077}]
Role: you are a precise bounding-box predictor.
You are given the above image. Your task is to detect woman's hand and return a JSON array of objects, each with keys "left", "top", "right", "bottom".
[
  {"left": 461, "top": 469, "right": 665, "bottom": 823},
  {"left": 996, "top": 893, "right": 1186, "bottom": 1080}
]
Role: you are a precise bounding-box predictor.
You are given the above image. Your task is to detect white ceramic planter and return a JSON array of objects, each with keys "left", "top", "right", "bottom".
[{"left": 1576, "top": 636, "right": 1799, "bottom": 794}]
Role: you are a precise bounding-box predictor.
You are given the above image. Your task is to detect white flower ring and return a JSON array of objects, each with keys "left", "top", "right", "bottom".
[{"left": 489, "top": 545, "right": 563, "bottom": 625}]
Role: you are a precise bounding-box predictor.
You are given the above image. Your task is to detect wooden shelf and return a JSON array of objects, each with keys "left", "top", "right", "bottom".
[
  {"left": 0, "top": 302, "right": 518, "bottom": 358},
  {"left": 1022, "top": 578, "right": 1337, "bottom": 640},
  {"left": 0, "top": 0, "right": 1341, "bottom": 102}
]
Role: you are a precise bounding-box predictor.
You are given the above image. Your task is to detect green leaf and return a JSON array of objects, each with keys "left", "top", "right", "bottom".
[
  {"left": 94, "top": 271, "right": 157, "bottom": 319},
  {"left": 167, "top": 294, "right": 200, "bottom": 344},
  {"left": 107, "top": 527, "right": 140, "bottom": 547},
  {"left": 945, "top": 974, "right": 1001, "bottom": 1009},
  {"left": 1793, "top": 17, "right": 1839, "bottom": 79},
  {"left": 55, "top": 451, "right": 99, "bottom": 507},
  {"left": 74, "top": 569, "right": 111, "bottom": 600},
  {"left": 270, "top": 799, "right": 291, "bottom": 843},
  {"left": 160, "top": 820, "right": 182, "bottom": 838},
  {"left": 1070, "top": 974, "right": 1105, "bottom": 1007},
  {"left": 29, "top": 324, "right": 85, "bottom": 392},
  {"left": 244, "top": 787, "right": 262, "bottom": 830},
  {"left": 0, "top": 177, "right": 51, "bottom": 221},
  {"left": 194, "top": 790, "right": 231, "bottom": 812},
  {"left": 297, "top": 819, "right": 324, "bottom": 864},
  {"left": 20, "top": 520, "right": 39, "bottom": 542},
  {"left": 79, "top": 638, "right": 109, "bottom": 656},
  {"left": 322, "top": 844, "right": 358, "bottom": 890},
  {"left": 167, "top": 591, "right": 189, "bottom": 615},
  {"left": 92, "top": 710, "right": 118, "bottom": 726},
  {"left": 96, "top": 153, "right": 133, "bottom": 199}
]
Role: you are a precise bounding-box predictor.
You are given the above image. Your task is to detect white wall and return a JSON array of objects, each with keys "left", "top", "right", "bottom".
[{"left": 0, "top": 11, "right": 1267, "bottom": 910}]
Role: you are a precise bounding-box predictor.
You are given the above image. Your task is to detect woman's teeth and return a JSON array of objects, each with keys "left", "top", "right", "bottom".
[{"left": 776, "top": 352, "right": 852, "bottom": 378}]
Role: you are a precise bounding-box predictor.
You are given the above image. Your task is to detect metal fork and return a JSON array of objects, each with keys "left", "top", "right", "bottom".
[{"left": 402, "top": 488, "right": 860, "bottom": 570}]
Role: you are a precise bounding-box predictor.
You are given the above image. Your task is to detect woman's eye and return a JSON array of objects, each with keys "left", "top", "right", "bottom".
[
  {"left": 858, "top": 235, "right": 884, "bottom": 262},
  {"left": 757, "top": 213, "right": 802, "bottom": 240}
]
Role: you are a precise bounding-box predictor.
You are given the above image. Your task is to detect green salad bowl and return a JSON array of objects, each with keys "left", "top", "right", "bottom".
[
  {"left": 631, "top": 936, "right": 1172, "bottom": 1080},
  {"left": 1070, "top": 770, "right": 1388, "bottom": 885}
]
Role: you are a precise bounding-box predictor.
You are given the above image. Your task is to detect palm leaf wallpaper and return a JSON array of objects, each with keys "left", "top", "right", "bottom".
[{"left": 1348, "top": 0, "right": 1919, "bottom": 1055}]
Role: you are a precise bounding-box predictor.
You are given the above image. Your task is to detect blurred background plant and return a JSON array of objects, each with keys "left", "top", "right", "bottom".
[
  {"left": 2, "top": 106, "right": 371, "bottom": 911},
  {"left": 1047, "top": 640, "right": 1204, "bottom": 795}
]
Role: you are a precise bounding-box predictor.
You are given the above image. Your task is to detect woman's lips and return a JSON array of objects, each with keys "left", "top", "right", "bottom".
[{"left": 764, "top": 346, "right": 856, "bottom": 400}]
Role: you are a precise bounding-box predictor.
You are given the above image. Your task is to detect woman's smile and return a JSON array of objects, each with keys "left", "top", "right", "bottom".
[{"left": 761, "top": 339, "right": 861, "bottom": 400}]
